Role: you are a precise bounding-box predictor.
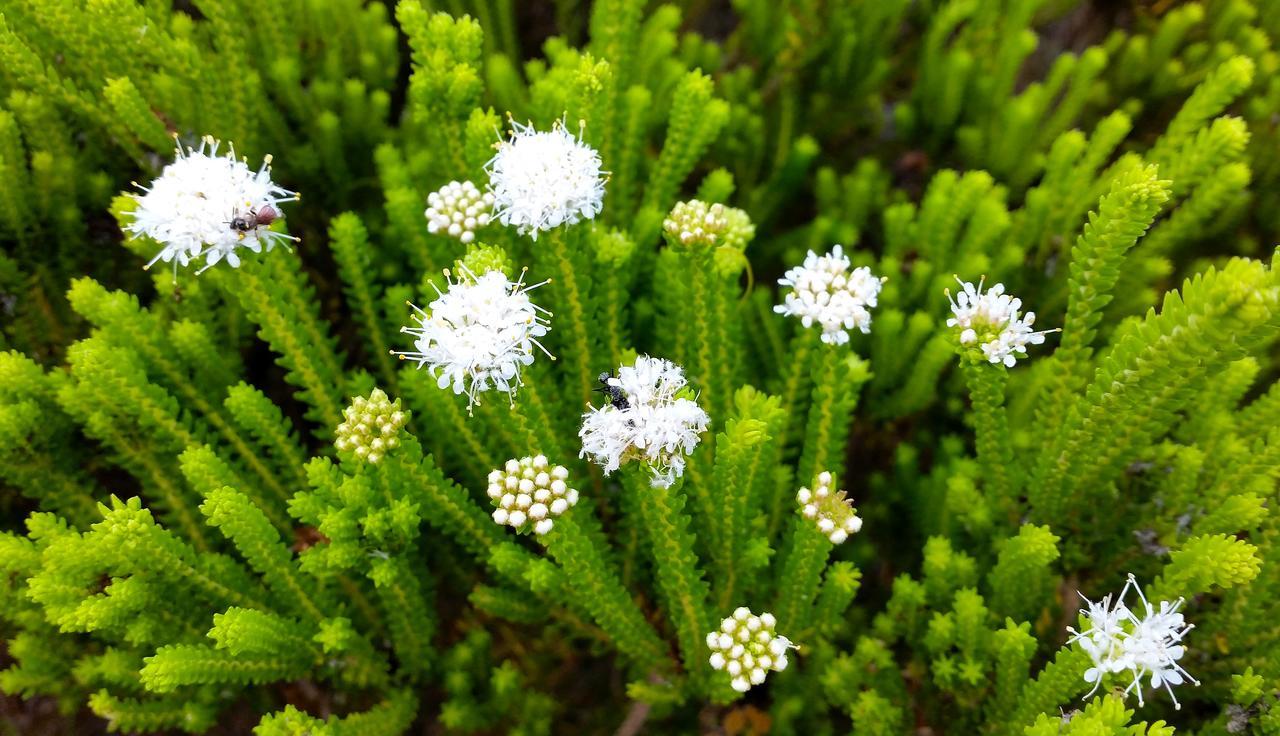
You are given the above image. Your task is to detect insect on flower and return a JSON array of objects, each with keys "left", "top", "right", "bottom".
[
  {"left": 579, "top": 356, "right": 709, "bottom": 488},
  {"left": 227, "top": 204, "right": 279, "bottom": 237},
  {"left": 124, "top": 135, "right": 299, "bottom": 278},
  {"left": 595, "top": 371, "right": 630, "bottom": 410}
]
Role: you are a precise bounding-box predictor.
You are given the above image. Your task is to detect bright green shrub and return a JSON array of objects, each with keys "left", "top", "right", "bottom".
[{"left": 2, "top": 1, "right": 1279, "bottom": 733}]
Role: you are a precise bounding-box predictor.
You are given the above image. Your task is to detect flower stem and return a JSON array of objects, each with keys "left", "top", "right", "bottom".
[
  {"left": 542, "top": 512, "right": 674, "bottom": 674},
  {"left": 773, "top": 329, "right": 821, "bottom": 457},
  {"left": 541, "top": 227, "right": 596, "bottom": 411},
  {"left": 962, "top": 362, "right": 1019, "bottom": 512},
  {"left": 797, "top": 345, "right": 868, "bottom": 486},
  {"left": 773, "top": 515, "right": 833, "bottom": 637},
  {"left": 622, "top": 469, "right": 712, "bottom": 690},
  {"left": 683, "top": 250, "right": 733, "bottom": 423}
]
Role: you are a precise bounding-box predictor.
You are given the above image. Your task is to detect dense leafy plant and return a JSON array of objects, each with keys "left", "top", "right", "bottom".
[{"left": 2, "top": 1, "right": 1279, "bottom": 734}]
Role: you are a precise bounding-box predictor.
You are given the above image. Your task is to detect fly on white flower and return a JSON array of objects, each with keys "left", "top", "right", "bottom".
[
  {"left": 485, "top": 118, "right": 606, "bottom": 239},
  {"left": 393, "top": 265, "right": 553, "bottom": 413},
  {"left": 774, "top": 245, "right": 885, "bottom": 345},
  {"left": 579, "top": 355, "right": 709, "bottom": 488},
  {"left": 706, "top": 607, "right": 796, "bottom": 693},
  {"left": 124, "top": 135, "right": 298, "bottom": 277},
  {"left": 1067, "top": 574, "right": 1198, "bottom": 710},
  {"left": 946, "top": 276, "right": 1057, "bottom": 367}
]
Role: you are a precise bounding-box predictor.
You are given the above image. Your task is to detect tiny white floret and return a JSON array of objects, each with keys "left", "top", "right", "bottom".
[{"left": 579, "top": 355, "right": 710, "bottom": 488}]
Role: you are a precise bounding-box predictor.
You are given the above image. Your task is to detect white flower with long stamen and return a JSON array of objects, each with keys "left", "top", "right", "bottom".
[
  {"left": 425, "top": 180, "right": 494, "bottom": 244},
  {"left": 1066, "top": 574, "right": 1198, "bottom": 709},
  {"left": 946, "top": 276, "right": 1057, "bottom": 367},
  {"left": 334, "top": 389, "right": 408, "bottom": 464},
  {"left": 485, "top": 118, "right": 606, "bottom": 239},
  {"left": 774, "top": 245, "right": 885, "bottom": 345},
  {"left": 1067, "top": 577, "right": 1137, "bottom": 700},
  {"left": 579, "top": 356, "right": 709, "bottom": 488},
  {"left": 796, "top": 471, "right": 863, "bottom": 544},
  {"left": 706, "top": 608, "right": 796, "bottom": 693},
  {"left": 125, "top": 135, "right": 298, "bottom": 277},
  {"left": 486, "top": 455, "right": 580, "bottom": 535},
  {"left": 1123, "top": 577, "right": 1198, "bottom": 710},
  {"left": 394, "top": 266, "right": 553, "bottom": 413}
]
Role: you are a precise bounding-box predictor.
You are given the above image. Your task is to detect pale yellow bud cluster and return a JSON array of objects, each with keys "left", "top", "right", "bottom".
[
  {"left": 334, "top": 389, "right": 408, "bottom": 463},
  {"left": 663, "top": 199, "right": 731, "bottom": 247}
]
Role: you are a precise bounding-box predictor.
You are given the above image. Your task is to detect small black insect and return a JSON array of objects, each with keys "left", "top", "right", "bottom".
[
  {"left": 595, "top": 371, "right": 630, "bottom": 410},
  {"left": 228, "top": 204, "right": 279, "bottom": 235}
]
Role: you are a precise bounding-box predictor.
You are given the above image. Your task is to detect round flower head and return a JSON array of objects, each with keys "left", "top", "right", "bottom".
[
  {"left": 579, "top": 356, "right": 709, "bottom": 488},
  {"left": 425, "top": 180, "right": 494, "bottom": 244},
  {"left": 774, "top": 245, "right": 885, "bottom": 345},
  {"left": 334, "top": 389, "right": 408, "bottom": 464},
  {"left": 124, "top": 135, "right": 298, "bottom": 277},
  {"left": 946, "top": 276, "right": 1057, "bottom": 367},
  {"left": 663, "top": 199, "right": 755, "bottom": 251},
  {"left": 486, "top": 455, "right": 580, "bottom": 535},
  {"left": 394, "top": 264, "right": 553, "bottom": 413},
  {"left": 706, "top": 608, "right": 796, "bottom": 693},
  {"left": 1066, "top": 574, "right": 1198, "bottom": 709},
  {"left": 796, "top": 471, "right": 863, "bottom": 544},
  {"left": 485, "top": 118, "right": 606, "bottom": 239}
]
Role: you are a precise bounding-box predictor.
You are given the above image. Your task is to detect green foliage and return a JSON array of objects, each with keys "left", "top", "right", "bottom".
[{"left": 2, "top": 0, "right": 1280, "bottom": 733}]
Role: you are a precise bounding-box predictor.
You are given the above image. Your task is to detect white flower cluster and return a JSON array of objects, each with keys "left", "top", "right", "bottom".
[
  {"left": 334, "top": 389, "right": 408, "bottom": 463},
  {"left": 946, "top": 276, "right": 1056, "bottom": 367},
  {"left": 579, "top": 356, "right": 709, "bottom": 489},
  {"left": 125, "top": 135, "right": 298, "bottom": 276},
  {"left": 774, "top": 245, "right": 885, "bottom": 345},
  {"left": 485, "top": 119, "right": 606, "bottom": 239},
  {"left": 394, "top": 266, "right": 552, "bottom": 413},
  {"left": 425, "top": 180, "right": 494, "bottom": 243},
  {"left": 1067, "top": 574, "right": 1199, "bottom": 709},
  {"left": 797, "top": 471, "right": 863, "bottom": 544},
  {"left": 706, "top": 607, "right": 795, "bottom": 693},
  {"left": 487, "top": 455, "right": 580, "bottom": 535}
]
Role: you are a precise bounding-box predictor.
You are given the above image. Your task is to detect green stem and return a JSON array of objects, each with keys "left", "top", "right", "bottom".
[
  {"left": 774, "top": 329, "right": 820, "bottom": 456},
  {"left": 543, "top": 513, "right": 673, "bottom": 673},
  {"left": 684, "top": 251, "right": 723, "bottom": 419},
  {"left": 773, "top": 516, "right": 832, "bottom": 637},
  {"left": 542, "top": 227, "right": 596, "bottom": 411},
  {"left": 963, "top": 362, "right": 1018, "bottom": 511},
  {"left": 399, "top": 446, "right": 504, "bottom": 561},
  {"left": 622, "top": 470, "right": 711, "bottom": 689},
  {"left": 797, "top": 345, "right": 864, "bottom": 486},
  {"left": 510, "top": 371, "right": 570, "bottom": 465}
]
